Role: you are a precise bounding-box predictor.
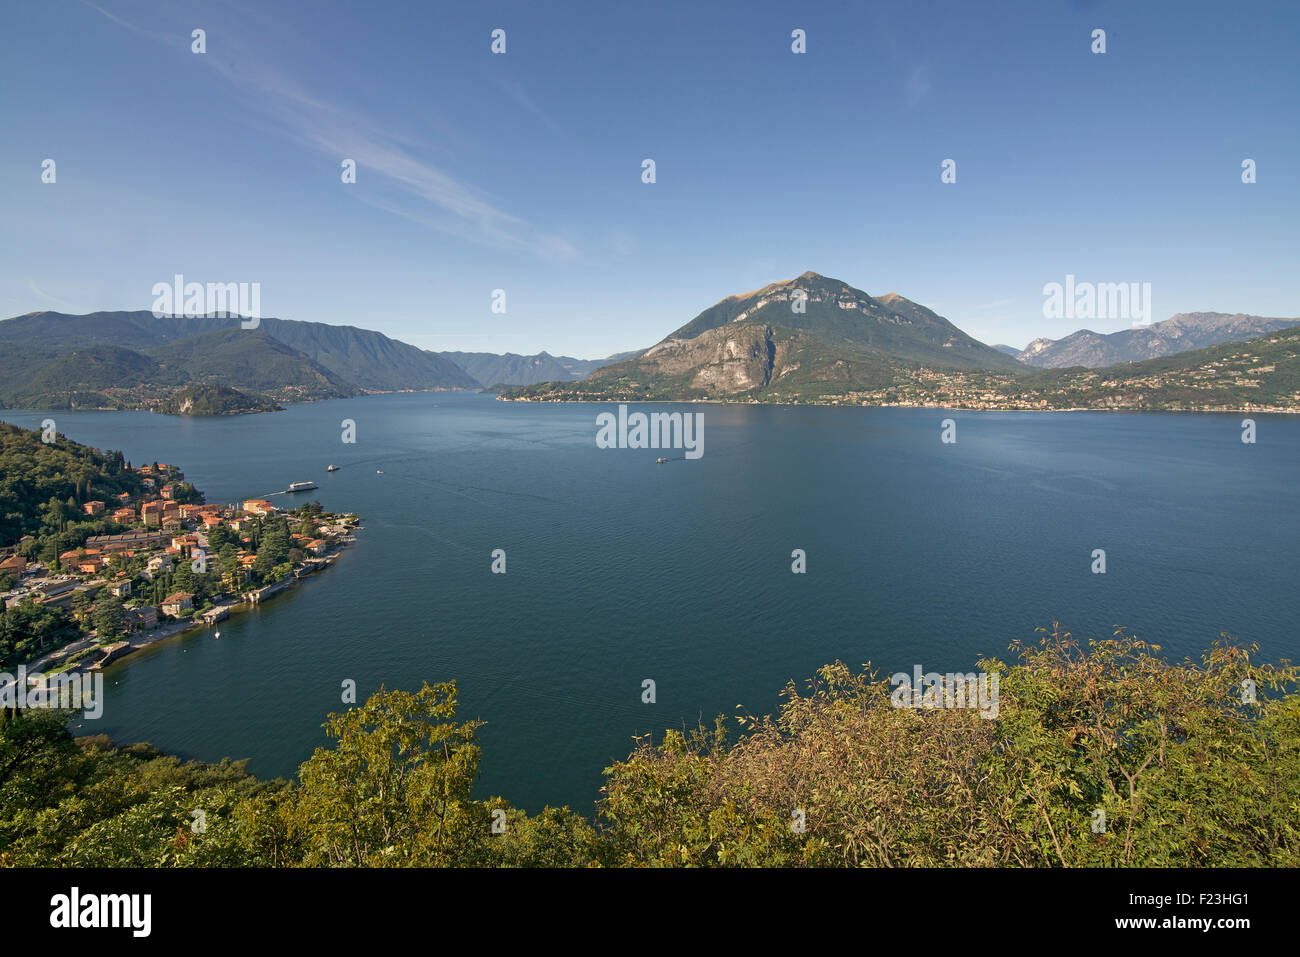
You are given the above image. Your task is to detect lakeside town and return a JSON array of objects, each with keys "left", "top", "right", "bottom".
[{"left": 0, "top": 454, "right": 359, "bottom": 682}]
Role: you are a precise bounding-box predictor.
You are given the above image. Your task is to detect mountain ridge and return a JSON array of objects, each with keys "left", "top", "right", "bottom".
[
  {"left": 1016, "top": 312, "right": 1300, "bottom": 368},
  {"left": 0, "top": 310, "right": 479, "bottom": 392},
  {"left": 0, "top": 327, "right": 359, "bottom": 410},
  {"left": 435, "top": 349, "right": 636, "bottom": 388}
]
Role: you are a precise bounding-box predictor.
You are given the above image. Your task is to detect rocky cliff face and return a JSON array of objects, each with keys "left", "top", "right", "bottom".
[{"left": 595, "top": 323, "right": 778, "bottom": 395}]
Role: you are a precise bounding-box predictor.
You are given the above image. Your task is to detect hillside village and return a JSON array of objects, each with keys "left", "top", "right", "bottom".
[{"left": 0, "top": 457, "right": 358, "bottom": 673}]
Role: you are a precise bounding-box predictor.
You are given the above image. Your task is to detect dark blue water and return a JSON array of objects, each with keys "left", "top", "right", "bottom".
[{"left": 3, "top": 394, "right": 1297, "bottom": 813}]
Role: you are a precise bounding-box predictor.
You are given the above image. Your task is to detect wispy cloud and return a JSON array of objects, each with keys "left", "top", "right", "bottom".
[
  {"left": 27, "top": 280, "right": 83, "bottom": 312},
  {"left": 490, "top": 73, "right": 565, "bottom": 138},
  {"left": 80, "top": 0, "right": 173, "bottom": 44},
  {"left": 905, "top": 65, "right": 933, "bottom": 107},
  {"left": 82, "top": 1, "right": 578, "bottom": 260}
]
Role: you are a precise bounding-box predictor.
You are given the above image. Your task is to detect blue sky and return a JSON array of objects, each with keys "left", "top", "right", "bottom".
[{"left": 1, "top": 0, "right": 1296, "bottom": 357}]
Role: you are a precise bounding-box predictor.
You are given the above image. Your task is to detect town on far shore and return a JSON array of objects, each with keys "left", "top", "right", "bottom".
[{"left": 0, "top": 459, "right": 360, "bottom": 680}]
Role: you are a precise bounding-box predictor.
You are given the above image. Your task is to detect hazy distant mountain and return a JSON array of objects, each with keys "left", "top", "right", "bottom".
[
  {"left": 991, "top": 344, "right": 1023, "bottom": 357},
  {"left": 436, "top": 351, "right": 576, "bottom": 387},
  {"left": 505, "top": 271, "right": 1022, "bottom": 402},
  {"left": 556, "top": 351, "right": 643, "bottom": 378},
  {"left": 437, "top": 350, "right": 637, "bottom": 387},
  {"left": 0, "top": 310, "right": 478, "bottom": 391},
  {"left": 1017, "top": 312, "right": 1300, "bottom": 368}
]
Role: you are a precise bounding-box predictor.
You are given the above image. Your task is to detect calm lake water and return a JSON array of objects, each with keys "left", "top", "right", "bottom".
[{"left": 3, "top": 394, "right": 1298, "bottom": 813}]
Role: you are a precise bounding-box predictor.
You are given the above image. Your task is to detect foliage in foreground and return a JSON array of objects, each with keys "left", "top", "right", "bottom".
[{"left": 1, "top": 629, "right": 1296, "bottom": 867}]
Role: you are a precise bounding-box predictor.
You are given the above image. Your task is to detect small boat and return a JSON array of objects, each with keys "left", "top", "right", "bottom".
[
  {"left": 326, "top": 465, "right": 339, "bottom": 472},
  {"left": 376, "top": 470, "right": 384, "bottom": 474},
  {"left": 286, "top": 481, "right": 318, "bottom": 492},
  {"left": 656, "top": 457, "right": 668, "bottom": 464}
]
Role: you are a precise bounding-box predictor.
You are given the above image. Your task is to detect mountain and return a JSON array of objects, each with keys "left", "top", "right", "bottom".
[
  {"left": 0, "top": 328, "right": 357, "bottom": 410},
  {"left": 149, "top": 328, "right": 357, "bottom": 401},
  {"left": 504, "top": 271, "right": 1022, "bottom": 402},
  {"left": 1008, "top": 323, "right": 1300, "bottom": 410},
  {"left": 437, "top": 351, "right": 579, "bottom": 387},
  {"left": 664, "top": 272, "right": 1022, "bottom": 371},
  {"left": 252, "top": 318, "right": 477, "bottom": 391},
  {"left": 0, "top": 311, "right": 478, "bottom": 392},
  {"left": 991, "top": 344, "right": 1022, "bottom": 357},
  {"left": 0, "top": 343, "right": 168, "bottom": 409},
  {"left": 1017, "top": 312, "right": 1300, "bottom": 368},
  {"left": 436, "top": 350, "right": 637, "bottom": 387}
]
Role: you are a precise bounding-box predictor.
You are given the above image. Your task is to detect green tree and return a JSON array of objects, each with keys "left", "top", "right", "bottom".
[
  {"left": 70, "top": 589, "right": 93, "bottom": 621},
  {"left": 597, "top": 627, "right": 1300, "bottom": 867},
  {"left": 288, "top": 681, "right": 490, "bottom": 866},
  {"left": 92, "top": 597, "right": 126, "bottom": 643}
]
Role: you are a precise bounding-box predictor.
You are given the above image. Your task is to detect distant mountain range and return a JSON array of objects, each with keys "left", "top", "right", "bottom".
[
  {"left": 1016, "top": 312, "right": 1300, "bottom": 368},
  {"left": 0, "top": 310, "right": 478, "bottom": 393},
  {"left": 0, "top": 310, "right": 480, "bottom": 411},
  {"left": 434, "top": 350, "right": 638, "bottom": 388},
  {"left": 0, "top": 309, "right": 640, "bottom": 410},
  {"left": 0, "top": 326, "right": 360, "bottom": 410},
  {"left": 4, "top": 294, "right": 1297, "bottom": 414}
]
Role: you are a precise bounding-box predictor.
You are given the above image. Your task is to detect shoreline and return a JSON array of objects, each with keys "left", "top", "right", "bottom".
[
  {"left": 5, "top": 540, "right": 357, "bottom": 688},
  {"left": 93, "top": 546, "right": 355, "bottom": 676},
  {"left": 6, "top": 389, "right": 1298, "bottom": 416},
  {"left": 0, "top": 386, "right": 475, "bottom": 417},
  {"left": 496, "top": 394, "right": 1300, "bottom": 414}
]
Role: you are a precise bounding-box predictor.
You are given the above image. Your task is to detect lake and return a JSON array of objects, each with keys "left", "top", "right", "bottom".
[{"left": 3, "top": 394, "right": 1297, "bottom": 813}]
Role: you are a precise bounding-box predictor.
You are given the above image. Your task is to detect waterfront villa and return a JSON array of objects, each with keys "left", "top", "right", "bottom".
[{"left": 160, "top": 592, "right": 194, "bottom": 617}]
